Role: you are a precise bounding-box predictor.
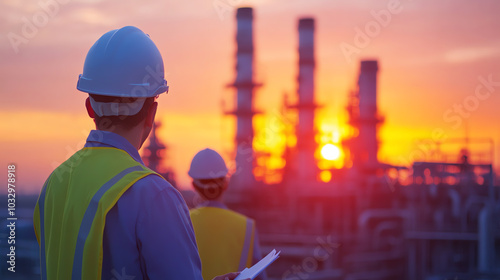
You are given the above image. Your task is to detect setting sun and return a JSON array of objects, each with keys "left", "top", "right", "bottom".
[{"left": 321, "top": 144, "right": 341, "bottom": 161}]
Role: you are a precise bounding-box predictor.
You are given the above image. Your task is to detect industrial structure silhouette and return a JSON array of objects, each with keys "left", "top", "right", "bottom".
[
  {"left": 2, "top": 5, "right": 496, "bottom": 280},
  {"left": 147, "top": 6, "right": 500, "bottom": 280}
]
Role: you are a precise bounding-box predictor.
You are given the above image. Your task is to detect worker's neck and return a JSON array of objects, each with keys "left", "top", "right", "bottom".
[
  {"left": 204, "top": 198, "right": 226, "bottom": 206},
  {"left": 98, "top": 124, "right": 145, "bottom": 151}
]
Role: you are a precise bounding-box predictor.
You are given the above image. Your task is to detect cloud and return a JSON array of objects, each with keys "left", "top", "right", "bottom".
[
  {"left": 444, "top": 47, "right": 500, "bottom": 64},
  {"left": 70, "top": 7, "right": 116, "bottom": 26}
]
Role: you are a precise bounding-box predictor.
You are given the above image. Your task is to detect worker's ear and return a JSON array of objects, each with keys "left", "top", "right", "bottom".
[
  {"left": 221, "top": 178, "right": 229, "bottom": 191},
  {"left": 145, "top": 101, "right": 158, "bottom": 129},
  {"left": 85, "top": 97, "right": 95, "bottom": 119}
]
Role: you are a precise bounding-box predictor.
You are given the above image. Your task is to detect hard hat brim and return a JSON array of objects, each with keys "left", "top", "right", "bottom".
[{"left": 77, "top": 75, "right": 168, "bottom": 98}]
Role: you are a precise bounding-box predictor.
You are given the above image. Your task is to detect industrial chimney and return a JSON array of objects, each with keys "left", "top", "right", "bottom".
[
  {"left": 357, "top": 60, "right": 381, "bottom": 169},
  {"left": 295, "top": 18, "right": 318, "bottom": 181},
  {"left": 227, "top": 7, "right": 258, "bottom": 188}
]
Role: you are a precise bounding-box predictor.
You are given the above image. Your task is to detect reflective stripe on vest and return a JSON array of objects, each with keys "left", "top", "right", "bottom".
[
  {"left": 37, "top": 174, "right": 51, "bottom": 280},
  {"left": 34, "top": 147, "right": 158, "bottom": 280},
  {"left": 238, "top": 218, "right": 254, "bottom": 271},
  {"left": 190, "top": 207, "right": 255, "bottom": 280},
  {"left": 71, "top": 165, "right": 143, "bottom": 280}
]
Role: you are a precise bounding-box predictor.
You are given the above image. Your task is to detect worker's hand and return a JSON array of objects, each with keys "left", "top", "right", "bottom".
[{"left": 212, "top": 272, "right": 249, "bottom": 280}]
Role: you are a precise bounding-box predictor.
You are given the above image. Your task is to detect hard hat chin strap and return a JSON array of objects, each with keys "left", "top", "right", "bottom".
[{"left": 89, "top": 96, "right": 147, "bottom": 117}]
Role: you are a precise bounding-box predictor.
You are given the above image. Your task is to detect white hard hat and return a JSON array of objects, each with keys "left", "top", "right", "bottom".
[
  {"left": 188, "top": 148, "right": 229, "bottom": 180},
  {"left": 77, "top": 26, "right": 169, "bottom": 98}
]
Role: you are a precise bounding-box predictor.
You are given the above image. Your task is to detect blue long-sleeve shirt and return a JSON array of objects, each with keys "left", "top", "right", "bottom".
[{"left": 84, "top": 130, "right": 203, "bottom": 280}]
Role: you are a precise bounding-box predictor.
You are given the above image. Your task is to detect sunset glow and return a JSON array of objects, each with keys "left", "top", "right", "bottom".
[
  {"left": 321, "top": 144, "right": 341, "bottom": 161},
  {"left": 1, "top": 1, "right": 499, "bottom": 192}
]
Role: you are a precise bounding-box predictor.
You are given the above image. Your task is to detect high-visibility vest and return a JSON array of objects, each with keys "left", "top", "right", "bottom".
[
  {"left": 33, "top": 147, "right": 158, "bottom": 280},
  {"left": 190, "top": 206, "right": 255, "bottom": 280}
]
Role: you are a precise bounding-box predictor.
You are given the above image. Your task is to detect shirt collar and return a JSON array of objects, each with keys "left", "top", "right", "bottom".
[
  {"left": 84, "top": 130, "right": 145, "bottom": 165},
  {"left": 200, "top": 200, "right": 228, "bottom": 209}
]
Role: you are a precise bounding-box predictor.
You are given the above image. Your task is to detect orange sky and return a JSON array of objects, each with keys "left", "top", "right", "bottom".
[{"left": 1, "top": 0, "right": 499, "bottom": 193}]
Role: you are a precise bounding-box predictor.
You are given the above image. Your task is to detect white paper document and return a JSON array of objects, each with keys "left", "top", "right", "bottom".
[{"left": 234, "top": 249, "right": 280, "bottom": 280}]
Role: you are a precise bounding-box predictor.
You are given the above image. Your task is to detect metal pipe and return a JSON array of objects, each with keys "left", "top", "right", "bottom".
[
  {"left": 478, "top": 206, "right": 493, "bottom": 273},
  {"left": 447, "top": 189, "right": 461, "bottom": 218},
  {"left": 462, "top": 195, "right": 488, "bottom": 231},
  {"left": 358, "top": 209, "right": 409, "bottom": 232},
  {"left": 373, "top": 221, "right": 400, "bottom": 248}
]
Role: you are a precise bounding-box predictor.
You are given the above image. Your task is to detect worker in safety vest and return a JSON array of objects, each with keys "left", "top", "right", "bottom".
[
  {"left": 188, "top": 149, "right": 267, "bottom": 280},
  {"left": 33, "top": 26, "right": 246, "bottom": 280}
]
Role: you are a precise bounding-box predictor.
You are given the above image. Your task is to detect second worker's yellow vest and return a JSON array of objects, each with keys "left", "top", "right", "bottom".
[{"left": 190, "top": 206, "right": 255, "bottom": 280}]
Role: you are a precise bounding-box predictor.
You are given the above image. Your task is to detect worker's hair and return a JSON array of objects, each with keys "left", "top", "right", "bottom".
[
  {"left": 193, "top": 177, "right": 227, "bottom": 201},
  {"left": 90, "top": 94, "right": 155, "bottom": 130}
]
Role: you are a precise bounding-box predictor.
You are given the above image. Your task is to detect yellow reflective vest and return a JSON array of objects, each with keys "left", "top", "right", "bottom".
[
  {"left": 33, "top": 147, "right": 158, "bottom": 280},
  {"left": 190, "top": 206, "right": 255, "bottom": 280}
]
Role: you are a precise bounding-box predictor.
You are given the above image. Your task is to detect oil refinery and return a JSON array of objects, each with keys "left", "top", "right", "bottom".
[
  {"left": 1, "top": 4, "right": 498, "bottom": 280},
  {"left": 142, "top": 7, "right": 500, "bottom": 280}
]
